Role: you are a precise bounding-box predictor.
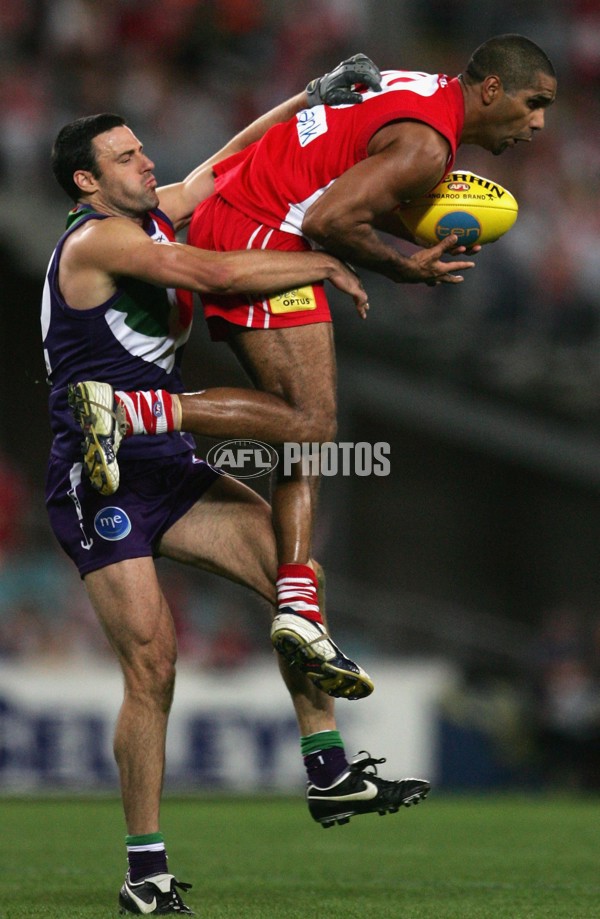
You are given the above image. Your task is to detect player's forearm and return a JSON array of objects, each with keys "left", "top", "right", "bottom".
[
  {"left": 198, "top": 92, "right": 308, "bottom": 173},
  {"left": 160, "top": 92, "right": 309, "bottom": 229},
  {"left": 192, "top": 248, "right": 347, "bottom": 296},
  {"left": 152, "top": 242, "right": 347, "bottom": 296},
  {"left": 303, "top": 216, "right": 413, "bottom": 283},
  {"left": 180, "top": 93, "right": 308, "bottom": 198}
]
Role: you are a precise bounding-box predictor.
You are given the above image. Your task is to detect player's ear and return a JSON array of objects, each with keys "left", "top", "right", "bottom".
[
  {"left": 73, "top": 169, "right": 98, "bottom": 194},
  {"left": 481, "top": 74, "right": 503, "bottom": 105}
]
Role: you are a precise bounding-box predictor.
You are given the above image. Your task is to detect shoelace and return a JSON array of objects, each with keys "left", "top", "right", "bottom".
[
  {"left": 68, "top": 385, "right": 127, "bottom": 436},
  {"left": 276, "top": 615, "right": 334, "bottom": 652},
  {"left": 283, "top": 615, "right": 346, "bottom": 654},
  {"left": 86, "top": 398, "right": 127, "bottom": 437},
  {"left": 296, "top": 631, "right": 362, "bottom": 675},
  {"left": 348, "top": 752, "right": 416, "bottom": 798},
  {"left": 302, "top": 631, "right": 337, "bottom": 653},
  {"left": 166, "top": 879, "right": 192, "bottom": 911},
  {"left": 346, "top": 751, "right": 407, "bottom": 807},
  {"left": 349, "top": 751, "right": 386, "bottom": 776}
]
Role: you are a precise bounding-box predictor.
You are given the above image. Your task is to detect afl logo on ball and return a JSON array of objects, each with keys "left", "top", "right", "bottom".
[{"left": 94, "top": 507, "right": 132, "bottom": 541}]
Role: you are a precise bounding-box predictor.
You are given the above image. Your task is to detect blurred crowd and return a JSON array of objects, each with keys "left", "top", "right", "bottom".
[
  {"left": 0, "top": 0, "right": 368, "bottom": 198},
  {"left": 439, "top": 602, "right": 600, "bottom": 792}
]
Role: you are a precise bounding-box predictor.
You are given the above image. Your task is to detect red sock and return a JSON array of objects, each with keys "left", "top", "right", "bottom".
[
  {"left": 276, "top": 564, "right": 322, "bottom": 623},
  {"left": 115, "top": 389, "right": 177, "bottom": 437}
]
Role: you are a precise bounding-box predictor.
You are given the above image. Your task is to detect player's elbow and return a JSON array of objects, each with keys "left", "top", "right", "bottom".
[
  {"left": 302, "top": 210, "right": 342, "bottom": 248},
  {"left": 194, "top": 262, "right": 239, "bottom": 295}
]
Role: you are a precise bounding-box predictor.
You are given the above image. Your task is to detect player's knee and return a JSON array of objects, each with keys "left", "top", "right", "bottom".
[
  {"left": 297, "top": 405, "right": 337, "bottom": 443},
  {"left": 125, "top": 647, "right": 177, "bottom": 712},
  {"left": 151, "top": 658, "right": 177, "bottom": 710}
]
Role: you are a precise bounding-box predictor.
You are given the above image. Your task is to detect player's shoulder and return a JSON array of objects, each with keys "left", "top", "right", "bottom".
[
  {"left": 69, "top": 213, "right": 146, "bottom": 245},
  {"left": 368, "top": 118, "right": 450, "bottom": 161},
  {"left": 61, "top": 213, "right": 151, "bottom": 271}
]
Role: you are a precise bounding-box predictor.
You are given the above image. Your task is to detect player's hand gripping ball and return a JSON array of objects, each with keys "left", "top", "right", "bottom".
[{"left": 398, "top": 171, "right": 518, "bottom": 247}]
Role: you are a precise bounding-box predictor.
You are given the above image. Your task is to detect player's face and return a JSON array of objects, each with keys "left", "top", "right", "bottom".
[
  {"left": 90, "top": 126, "right": 159, "bottom": 217},
  {"left": 485, "top": 71, "right": 557, "bottom": 156}
]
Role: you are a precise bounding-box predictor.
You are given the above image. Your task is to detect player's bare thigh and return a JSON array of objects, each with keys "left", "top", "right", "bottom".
[
  {"left": 84, "top": 557, "right": 177, "bottom": 673},
  {"left": 158, "top": 474, "right": 277, "bottom": 605},
  {"left": 228, "top": 322, "right": 337, "bottom": 440}
]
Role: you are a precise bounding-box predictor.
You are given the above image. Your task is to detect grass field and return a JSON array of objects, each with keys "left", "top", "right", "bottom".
[{"left": 3, "top": 793, "right": 599, "bottom": 919}]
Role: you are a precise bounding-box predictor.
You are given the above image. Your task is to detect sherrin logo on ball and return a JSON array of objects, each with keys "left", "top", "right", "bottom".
[{"left": 398, "top": 170, "right": 518, "bottom": 246}]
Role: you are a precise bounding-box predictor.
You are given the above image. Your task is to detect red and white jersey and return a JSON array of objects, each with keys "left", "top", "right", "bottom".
[{"left": 214, "top": 70, "right": 465, "bottom": 236}]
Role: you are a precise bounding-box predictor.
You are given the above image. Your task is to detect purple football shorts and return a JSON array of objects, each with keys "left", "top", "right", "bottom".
[{"left": 45, "top": 450, "right": 221, "bottom": 577}]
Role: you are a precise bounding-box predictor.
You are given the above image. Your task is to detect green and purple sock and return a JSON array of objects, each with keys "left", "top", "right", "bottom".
[
  {"left": 301, "top": 730, "right": 348, "bottom": 788},
  {"left": 126, "top": 832, "right": 168, "bottom": 882}
]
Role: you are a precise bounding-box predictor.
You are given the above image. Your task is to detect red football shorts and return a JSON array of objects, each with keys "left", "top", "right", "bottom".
[{"left": 186, "top": 194, "right": 332, "bottom": 340}]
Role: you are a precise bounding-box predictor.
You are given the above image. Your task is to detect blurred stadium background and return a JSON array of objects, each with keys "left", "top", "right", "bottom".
[{"left": 1, "top": 0, "right": 600, "bottom": 796}]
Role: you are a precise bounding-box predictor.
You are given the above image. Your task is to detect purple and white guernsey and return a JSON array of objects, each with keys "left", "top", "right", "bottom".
[{"left": 41, "top": 205, "right": 195, "bottom": 463}]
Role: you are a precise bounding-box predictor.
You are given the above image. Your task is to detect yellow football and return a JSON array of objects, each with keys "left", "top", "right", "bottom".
[{"left": 397, "top": 170, "right": 518, "bottom": 246}]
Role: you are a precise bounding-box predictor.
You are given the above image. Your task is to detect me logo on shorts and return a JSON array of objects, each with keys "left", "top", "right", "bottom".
[
  {"left": 94, "top": 507, "right": 132, "bottom": 541},
  {"left": 206, "top": 439, "right": 279, "bottom": 479}
]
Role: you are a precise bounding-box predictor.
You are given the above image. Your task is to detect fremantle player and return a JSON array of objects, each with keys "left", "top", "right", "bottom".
[{"left": 42, "top": 58, "right": 431, "bottom": 917}]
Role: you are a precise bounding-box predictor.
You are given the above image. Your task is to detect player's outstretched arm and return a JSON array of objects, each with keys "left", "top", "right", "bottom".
[
  {"left": 159, "top": 53, "right": 382, "bottom": 230},
  {"left": 69, "top": 216, "right": 369, "bottom": 310},
  {"left": 172, "top": 242, "right": 370, "bottom": 313},
  {"left": 157, "top": 93, "right": 308, "bottom": 228}
]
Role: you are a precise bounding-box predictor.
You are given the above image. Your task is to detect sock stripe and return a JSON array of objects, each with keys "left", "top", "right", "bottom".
[
  {"left": 301, "top": 730, "right": 344, "bottom": 755},
  {"left": 115, "top": 390, "right": 175, "bottom": 437},
  {"left": 126, "top": 832, "right": 164, "bottom": 846},
  {"left": 126, "top": 843, "right": 166, "bottom": 853},
  {"left": 276, "top": 563, "right": 322, "bottom": 623},
  {"left": 278, "top": 588, "right": 318, "bottom": 600}
]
